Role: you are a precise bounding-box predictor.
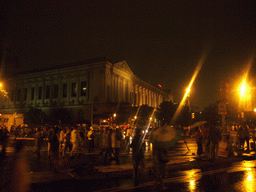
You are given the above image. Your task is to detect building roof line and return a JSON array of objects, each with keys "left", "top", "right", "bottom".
[{"left": 13, "top": 57, "right": 114, "bottom": 76}]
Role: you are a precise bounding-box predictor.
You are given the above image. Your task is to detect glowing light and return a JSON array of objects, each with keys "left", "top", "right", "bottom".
[
  {"left": 189, "top": 180, "right": 196, "bottom": 191},
  {"left": 236, "top": 57, "right": 254, "bottom": 113},
  {"left": 240, "top": 81, "right": 247, "bottom": 97},
  {"left": 171, "top": 54, "right": 207, "bottom": 124}
]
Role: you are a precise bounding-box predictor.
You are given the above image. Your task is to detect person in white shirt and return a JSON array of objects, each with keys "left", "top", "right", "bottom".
[{"left": 70, "top": 127, "right": 81, "bottom": 157}]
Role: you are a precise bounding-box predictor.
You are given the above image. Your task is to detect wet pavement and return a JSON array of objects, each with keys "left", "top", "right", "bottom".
[{"left": 2, "top": 137, "right": 256, "bottom": 191}]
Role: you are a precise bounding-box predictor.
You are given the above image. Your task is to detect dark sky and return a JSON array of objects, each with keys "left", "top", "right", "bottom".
[{"left": 1, "top": 0, "right": 256, "bottom": 110}]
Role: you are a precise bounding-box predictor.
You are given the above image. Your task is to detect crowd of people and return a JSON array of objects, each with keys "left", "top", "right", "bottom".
[
  {"left": 4, "top": 122, "right": 255, "bottom": 188},
  {"left": 193, "top": 123, "right": 256, "bottom": 160},
  {"left": 30, "top": 125, "right": 130, "bottom": 164}
]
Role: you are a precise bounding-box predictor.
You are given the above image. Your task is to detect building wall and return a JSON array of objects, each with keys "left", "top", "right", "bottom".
[{"left": 0, "top": 58, "right": 172, "bottom": 124}]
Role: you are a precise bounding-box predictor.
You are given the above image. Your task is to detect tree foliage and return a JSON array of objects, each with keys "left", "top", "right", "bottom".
[
  {"left": 136, "top": 105, "right": 154, "bottom": 127},
  {"left": 156, "top": 101, "right": 177, "bottom": 126},
  {"left": 202, "top": 103, "right": 221, "bottom": 125},
  {"left": 156, "top": 101, "right": 191, "bottom": 127},
  {"left": 48, "top": 107, "right": 73, "bottom": 125}
]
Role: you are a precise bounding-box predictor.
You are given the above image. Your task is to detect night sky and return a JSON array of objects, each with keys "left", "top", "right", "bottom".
[{"left": 1, "top": 0, "right": 256, "bottom": 110}]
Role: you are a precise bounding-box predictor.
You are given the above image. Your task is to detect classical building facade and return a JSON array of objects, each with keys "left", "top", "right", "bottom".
[{"left": 0, "top": 58, "right": 172, "bottom": 124}]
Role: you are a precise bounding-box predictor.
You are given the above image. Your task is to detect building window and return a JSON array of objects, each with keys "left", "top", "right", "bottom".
[
  {"left": 54, "top": 85, "right": 59, "bottom": 98},
  {"left": 71, "top": 82, "right": 77, "bottom": 97},
  {"left": 31, "top": 87, "right": 35, "bottom": 100},
  {"left": 24, "top": 88, "right": 28, "bottom": 101},
  {"left": 17, "top": 89, "right": 21, "bottom": 101},
  {"left": 38, "top": 86, "right": 42, "bottom": 100},
  {"left": 46, "top": 86, "right": 50, "bottom": 99},
  {"left": 63, "top": 84, "right": 67, "bottom": 98},
  {"left": 81, "top": 81, "right": 87, "bottom": 96}
]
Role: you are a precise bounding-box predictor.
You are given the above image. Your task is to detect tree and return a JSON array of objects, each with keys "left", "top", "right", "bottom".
[
  {"left": 136, "top": 105, "right": 154, "bottom": 127},
  {"left": 48, "top": 107, "right": 73, "bottom": 125},
  {"left": 155, "top": 101, "right": 177, "bottom": 126},
  {"left": 115, "top": 102, "right": 133, "bottom": 125},
  {"left": 202, "top": 103, "right": 221, "bottom": 126}
]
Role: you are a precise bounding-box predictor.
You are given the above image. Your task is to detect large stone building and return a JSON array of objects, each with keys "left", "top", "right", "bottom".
[{"left": 0, "top": 58, "right": 172, "bottom": 125}]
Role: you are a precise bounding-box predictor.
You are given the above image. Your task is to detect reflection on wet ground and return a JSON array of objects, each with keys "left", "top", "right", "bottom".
[{"left": 162, "top": 160, "right": 256, "bottom": 192}]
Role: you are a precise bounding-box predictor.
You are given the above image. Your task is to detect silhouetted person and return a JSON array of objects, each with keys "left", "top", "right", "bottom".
[
  {"left": 87, "top": 127, "right": 95, "bottom": 153},
  {"left": 208, "top": 124, "right": 222, "bottom": 160},
  {"left": 34, "top": 128, "right": 43, "bottom": 158},
  {"left": 131, "top": 128, "right": 144, "bottom": 186},
  {"left": 195, "top": 127, "right": 203, "bottom": 156}
]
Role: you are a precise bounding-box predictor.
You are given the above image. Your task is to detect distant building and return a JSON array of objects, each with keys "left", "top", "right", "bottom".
[
  {"left": 0, "top": 58, "right": 172, "bottom": 124},
  {"left": 0, "top": 113, "right": 24, "bottom": 132}
]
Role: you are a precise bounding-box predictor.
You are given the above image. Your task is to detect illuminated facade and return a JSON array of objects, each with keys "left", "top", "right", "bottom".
[{"left": 0, "top": 58, "right": 172, "bottom": 124}]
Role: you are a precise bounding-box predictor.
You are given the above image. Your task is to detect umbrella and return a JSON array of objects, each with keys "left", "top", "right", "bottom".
[
  {"left": 150, "top": 126, "right": 182, "bottom": 148},
  {"left": 190, "top": 121, "right": 207, "bottom": 129},
  {"left": 20, "top": 124, "right": 28, "bottom": 128}
]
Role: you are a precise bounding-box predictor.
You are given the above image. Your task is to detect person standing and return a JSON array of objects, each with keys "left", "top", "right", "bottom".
[
  {"left": 0, "top": 126, "right": 9, "bottom": 158},
  {"left": 202, "top": 125, "right": 210, "bottom": 156},
  {"left": 59, "top": 127, "right": 65, "bottom": 153},
  {"left": 195, "top": 127, "right": 203, "bottom": 157},
  {"left": 152, "top": 146, "right": 168, "bottom": 190},
  {"left": 70, "top": 127, "right": 81, "bottom": 157},
  {"left": 48, "top": 127, "right": 59, "bottom": 173},
  {"left": 79, "top": 127, "right": 86, "bottom": 153},
  {"left": 100, "top": 127, "right": 112, "bottom": 164},
  {"left": 34, "top": 128, "right": 43, "bottom": 157},
  {"left": 208, "top": 124, "right": 222, "bottom": 160},
  {"left": 87, "top": 127, "right": 95, "bottom": 153},
  {"left": 110, "top": 127, "right": 121, "bottom": 165},
  {"left": 131, "top": 128, "right": 144, "bottom": 186},
  {"left": 62, "top": 128, "right": 72, "bottom": 157},
  {"left": 237, "top": 125, "right": 245, "bottom": 150},
  {"left": 244, "top": 126, "right": 250, "bottom": 151}
]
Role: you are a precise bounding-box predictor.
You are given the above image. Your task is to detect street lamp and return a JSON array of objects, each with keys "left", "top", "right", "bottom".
[
  {"left": 238, "top": 78, "right": 252, "bottom": 119},
  {"left": 0, "top": 82, "right": 8, "bottom": 98}
]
